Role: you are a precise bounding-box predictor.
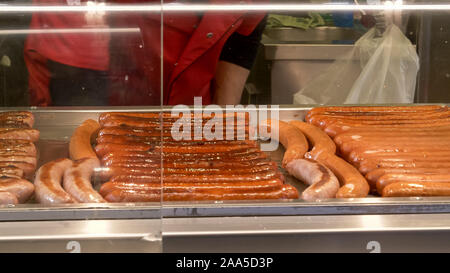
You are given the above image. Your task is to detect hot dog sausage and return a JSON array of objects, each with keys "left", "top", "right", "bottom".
[
  {"left": 104, "top": 185, "right": 299, "bottom": 202},
  {"left": 382, "top": 181, "right": 450, "bottom": 197},
  {"left": 0, "top": 191, "right": 18, "bottom": 205},
  {"left": 376, "top": 173, "right": 450, "bottom": 194},
  {"left": 0, "top": 178, "right": 35, "bottom": 203}
]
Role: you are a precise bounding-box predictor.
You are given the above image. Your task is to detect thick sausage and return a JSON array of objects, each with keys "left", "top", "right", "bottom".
[
  {"left": 34, "top": 158, "right": 77, "bottom": 204},
  {"left": 0, "top": 155, "right": 36, "bottom": 167},
  {"left": 0, "top": 162, "right": 35, "bottom": 178},
  {"left": 0, "top": 191, "right": 19, "bottom": 205},
  {"left": 311, "top": 152, "right": 370, "bottom": 198},
  {"left": 0, "top": 166, "right": 24, "bottom": 178},
  {"left": 0, "top": 140, "right": 36, "bottom": 157},
  {"left": 69, "top": 119, "right": 100, "bottom": 161},
  {"left": 0, "top": 178, "right": 35, "bottom": 203},
  {"left": 285, "top": 159, "right": 339, "bottom": 201},
  {"left": 0, "top": 111, "right": 35, "bottom": 128},
  {"left": 382, "top": 181, "right": 450, "bottom": 197},
  {"left": 63, "top": 158, "right": 105, "bottom": 203},
  {"left": 0, "top": 128, "right": 39, "bottom": 142},
  {"left": 260, "top": 120, "right": 308, "bottom": 167}
]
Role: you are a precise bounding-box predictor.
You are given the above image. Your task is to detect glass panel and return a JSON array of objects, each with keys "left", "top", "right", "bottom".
[
  {"left": 159, "top": 0, "right": 450, "bottom": 252},
  {"left": 0, "top": 1, "right": 162, "bottom": 253}
]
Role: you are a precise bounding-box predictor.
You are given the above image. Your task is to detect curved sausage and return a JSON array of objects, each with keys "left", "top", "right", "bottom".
[
  {"left": 69, "top": 119, "right": 100, "bottom": 161},
  {"left": 63, "top": 158, "right": 105, "bottom": 203},
  {"left": 34, "top": 158, "right": 77, "bottom": 204},
  {"left": 289, "top": 120, "right": 336, "bottom": 157},
  {"left": 0, "top": 178, "right": 34, "bottom": 203},
  {"left": 311, "top": 152, "right": 370, "bottom": 198},
  {"left": 285, "top": 159, "right": 339, "bottom": 201},
  {"left": 260, "top": 120, "right": 308, "bottom": 167}
]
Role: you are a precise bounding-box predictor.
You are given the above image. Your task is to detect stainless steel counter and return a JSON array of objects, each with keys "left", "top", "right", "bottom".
[{"left": 0, "top": 105, "right": 448, "bottom": 253}]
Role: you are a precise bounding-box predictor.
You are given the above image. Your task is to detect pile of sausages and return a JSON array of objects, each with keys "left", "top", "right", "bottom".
[
  {"left": 0, "top": 111, "right": 38, "bottom": 205},
  {"left": 95, "top": 112, "right": 299, "bottom": 202},
  {"left": 33, "top": 119, "right": 106, "bottom": 204},
  {"left": 261, "top": 120, "right": 369, "bottom": 201},
  {"left": 306, "top": 105, "right": 450, "bottom": 197}
]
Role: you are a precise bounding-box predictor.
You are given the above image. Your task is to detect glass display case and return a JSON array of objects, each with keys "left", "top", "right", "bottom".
[{"left": 0, "top": 0, "right": 449, "bottom": 253}]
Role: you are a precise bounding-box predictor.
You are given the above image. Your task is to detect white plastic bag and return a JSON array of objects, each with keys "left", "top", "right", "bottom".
[{"left": 293, "top": 25, "right": 419, "bottom": 105}]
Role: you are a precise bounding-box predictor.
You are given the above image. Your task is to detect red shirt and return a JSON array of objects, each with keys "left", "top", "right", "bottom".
[
  {"left": 26, "top": 0, "right": 110, "bottom": 71},
  {"left": 25, "top": 0, "right": 265, "bottom": 106}
]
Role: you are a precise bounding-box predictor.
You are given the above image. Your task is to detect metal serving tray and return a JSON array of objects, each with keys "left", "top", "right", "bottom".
[{"left": 0, "top": 105, "right": 449, "bottom": 222}]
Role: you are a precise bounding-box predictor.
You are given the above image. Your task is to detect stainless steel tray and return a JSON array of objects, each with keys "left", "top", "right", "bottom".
[{"left": 1, "top": 105, "right": 449, "bottom": 222}]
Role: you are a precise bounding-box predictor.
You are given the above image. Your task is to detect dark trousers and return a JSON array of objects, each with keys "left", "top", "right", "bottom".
[{"left": 48, "top": 60, "right": 109, "bottom": 106}]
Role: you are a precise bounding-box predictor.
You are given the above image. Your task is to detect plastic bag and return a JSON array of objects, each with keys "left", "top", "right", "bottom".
[{"left": 293, "top": 24, "right": 419, "bottom": 105}]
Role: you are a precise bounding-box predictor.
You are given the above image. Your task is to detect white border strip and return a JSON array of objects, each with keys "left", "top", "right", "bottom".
[{"left": 0, "top": 4, "right": 449, "bottom": 13}]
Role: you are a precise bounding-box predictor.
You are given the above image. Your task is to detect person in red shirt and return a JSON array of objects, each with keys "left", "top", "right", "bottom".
[
  {"left": 25, "top": 0, "right": 267, "bottom": 106},
  {"left": 25, "top": 0, "right": 111, "bottom": 106}
]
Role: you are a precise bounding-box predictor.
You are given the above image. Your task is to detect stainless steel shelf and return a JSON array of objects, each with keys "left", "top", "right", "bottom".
[{"left": 0, "top": 105, "right": 448, "bottom": 252}]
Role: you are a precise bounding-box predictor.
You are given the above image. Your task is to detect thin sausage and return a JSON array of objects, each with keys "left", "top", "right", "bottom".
[
  {"left": 99, "top": 179, "right": 284, "bottom": 196},
  {"left": 104, "top": 185, "right": 299, "bottom": 202}
]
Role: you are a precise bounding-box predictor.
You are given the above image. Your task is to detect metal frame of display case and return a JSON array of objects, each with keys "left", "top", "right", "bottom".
[{"left": 0, "top": 105, "right": 448, "bottom": 253}]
